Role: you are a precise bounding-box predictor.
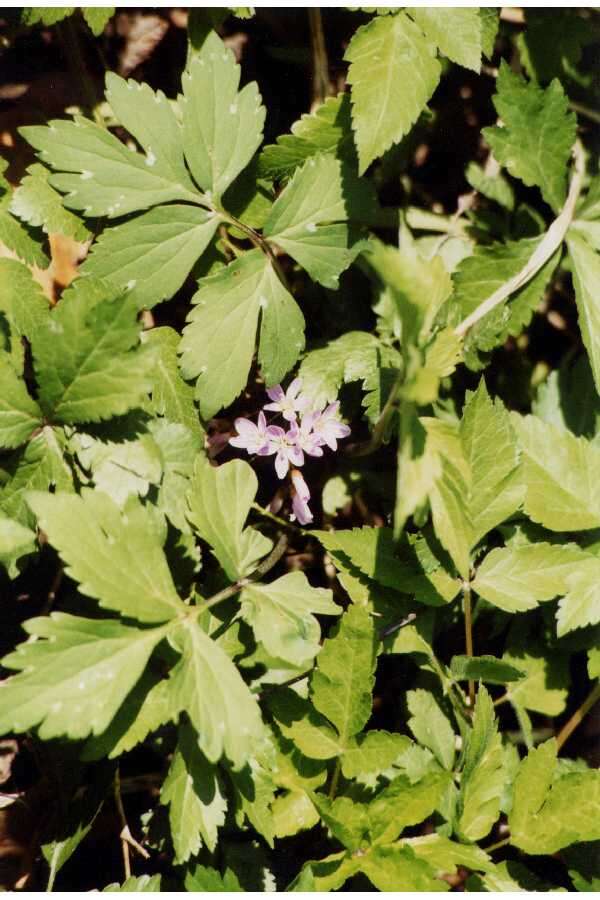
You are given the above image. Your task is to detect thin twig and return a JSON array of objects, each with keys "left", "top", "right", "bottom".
[
  {"left": 454, "top": 140, "right": 585, "bottom": 338},
  {"left": 251, "top": 502, "right": 306, "bottom": 535},
  {"left": 555, "top": 681, "right": 600, "bottom": 752},
  {"left": 114, "top": 769, "right": 131, "bottom": 880},
  {"left": 308, "top": 9, "right": 332, "bottom": 107},
  {"left": 463, "top": 582, "right": 475, "bottom": 707},
  {"left": 484, "top": 836, "right": 511, "bottom": 853},
  {"left": 197, "top": 533, "right": 289, "bottom": 613}
]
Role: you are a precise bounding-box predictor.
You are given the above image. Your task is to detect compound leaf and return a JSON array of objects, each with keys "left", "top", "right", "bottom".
[
  {"left": 27, "top": 489, "right": 185, "bottom": 623},
  {"left": 186, "top": 456, "right": 272, "bottom": 582},
  {"left": 179, "top": 249, "right": 304, "bottom": 419},
  {"left": 82, "top": 204, "right": 219, "bottom": 309},
  {"left": 240, "top": 572, "right": 339, "bottom": 666},
  {"left": 0, "top": 613, "right": 165, "bottom": 740},
  {"left": 21, "top": 117, "right": 198, "bottom": 218},
  {"left": 167, "top": 619, "right": 264, "bottom": 769},
  {"left": 182, "top": 31, "right": 265, "bottom": 198}
]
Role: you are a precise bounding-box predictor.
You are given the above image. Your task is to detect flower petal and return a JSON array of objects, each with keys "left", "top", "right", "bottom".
[
  {"left": 266, "top": 385, "right": 284, "bottom": 402},
  {"left": 275, "top": 451, "right": 289, "bottom": 479},
  {"left": 233, "top": 417, "right": 257, "bottom": 436}
]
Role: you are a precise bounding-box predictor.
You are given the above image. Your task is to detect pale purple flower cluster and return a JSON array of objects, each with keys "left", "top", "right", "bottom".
[{"left": 229, "top": 378, "right": 351, "bottom": 525}]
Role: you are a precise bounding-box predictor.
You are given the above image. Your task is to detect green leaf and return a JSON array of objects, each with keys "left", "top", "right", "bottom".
[
  {"left": 0, "top": 354, "right": 43, "bottom": 449},
  {"left": 263, "top": 154, "right": 370, "bottom": 289},
  {"left": 449, "top": 237, "right": 560, "bottom": 366},
  {"left": 82, "top": 205, "right": 220, "bottom": 309},
  {"left": 422, "top": 418, "right": 472, "bottom": 578},
  {"left": 473, "top": 541, "right": 593, "bottom": 613},
  {"left": 345, "top": 11, "right": 441, "bottom": 173},
  {"left": 368, "top": 771, "right": 449, "bottom": 845},
  {"left": 82, "top": 7, "right": 114, "bottom": 34},
  {"left": 466, "top": 161, "right": 515, "bottom": 211},
  {"left": 184, "top": 865, "right": 242, "bottom": 892},
  {"left": 517, "top": 9, "right": 591, "bottom": 84},
  {"left": 360, "top": 845, "right": 442, "bottom": 892},
  {"left": 557, "top": 566, "right": 600, "bottom": 636},
  {"left": 149, "top": 419, "right": 201, "bottom": 533},
  {"left": 186, "top": 456, "right": 272, "bottom": 581},
  {"left": 341, "top": 730, "right": 412, "bottom": 780},
  {"left": 311, "top": 604, "right": 377, "bottom": 746},
  {"left": 21, "top": 7, "right": 75, "bottom": 26},
  {"left": 511, "top": 413, "right": 600, "bottom": 531},
  {"left": 0, "top": 259, "right": 50, "bottom": 358},
  {"left": 71, "top": 424, "right": 162, "bottom": 507},
  {"left": 407, "top": 689, "right": 455, "bottom": 770},
  {"left": 0, "top": 426, "right": 72, "bottom": 527},
  {"left": 103, "top": 875, "right": 161, "bottom": 892},
  {"left": 503, "top": 637, "right": 569, "bottom": 716},
  {"left": 297, "top": 330, "right": 381, "bottom": 411},
  {"left": 142, "top": 327, "right": 201, "bottom": 435},
  {"left": 460, "top": 379, "right": 522, "bottom": 547},
  {"left": 0, "top": 202, "right": 48, "bottom": 268},
  {"left": 364, "top": 233, "right": 452, "bottom": 347},
  {"left": 259, "top": 93, "right": 355, "bottom": 180},
  {"left": 567, "top": 231, "right": 600, "bottom": 396},
  {"left": 32, "top": 280, "right": 155, "bottom": 424},
  {"left": 0, "top": 613, "right": 165, "bottom": 740},
  {"left": 182, "top": 31, "right": 265, "bottom": 198},
  {"left": 42, "top": 766, "right": 112, "bottom": 890},
  {"left": 160, "top": 722, "right": 227, "bottom": 863},
  {"left": 401, "top": 833, "right": 492, "bottom": 876},
  {"left": 509, "top": 739, "right": 600, "bottom": 854},
  {"left": 457, "top": 686, "right": 504, "bottom": 842},
  {"left": 10, "top": 163, "right": 90, "bottom": 241},
  {"left": 0, "top": 513, "right": 36, "bottom": 578},
  {"left": 533, "top": 354, "right": 600, "bottom": 439},
  {"left": 482, "top": 63, "right": 576, "bottom": 211},
  {"left": 240, "top": 572, "right": 339, "bottom": 666},
  {"left": 450, "top": 655, "right": 525, "bottom": 685},
  {"left": 105, "top": 73, "right": 195, "bottom": 193},
  {"left": 166, "top": 619, "right": 264, "bottom": 769},
  {"left": 409, "top": 8, "right": 482, "bottom": 71},
  {"left": 27, "top": 489, "right": 185, "bottom": 623},
  {"left": 179, "top": 249, "right": 304, "bottom": 418},
  {"left": 481, "top": 9, "right": 500, "bottom": 60},
  {"left": 21, "top": 117, "right": 199, "bottom": 218}
]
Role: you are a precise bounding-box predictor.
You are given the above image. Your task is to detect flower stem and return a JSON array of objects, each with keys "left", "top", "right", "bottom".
[
  {"left": 556, "top": 681, "right": 600, "bottom": 752},
  {"left": 463, "top": 581, "right": 475, "bottom": 707},
  {"left": 197, "top": 533, "right": 289, "bottom": 612}
]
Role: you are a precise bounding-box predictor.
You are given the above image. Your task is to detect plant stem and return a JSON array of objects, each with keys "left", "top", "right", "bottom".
[
  {"left": 251, "top": 502, "right": 306, "bottom": 535},
  {"left": 485, "top": 836, "right": 510, "bottom": 853},
  {"left": 328, "top": 758, "right": 341, "bottom": 801},
  {"left": 463, "top": 582, "right": 475, "bottom": 707},
  {"left": 454, "top": 140, "right": 585, "bottom": 338},
  {"left": 346, "top": 375, "right": 402, "bottom": 457},
  {"left": 197, "top": 533, "right": 289, "bottom": 613},
  {"left": 555, "top": 681, "right": 600, "bottom": 752},
  {"left": 114, "top": 768, "right": 131, "bottom": 880},
  {"left": 308, "top": 9, "right": 332, "bottom": 106}
]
